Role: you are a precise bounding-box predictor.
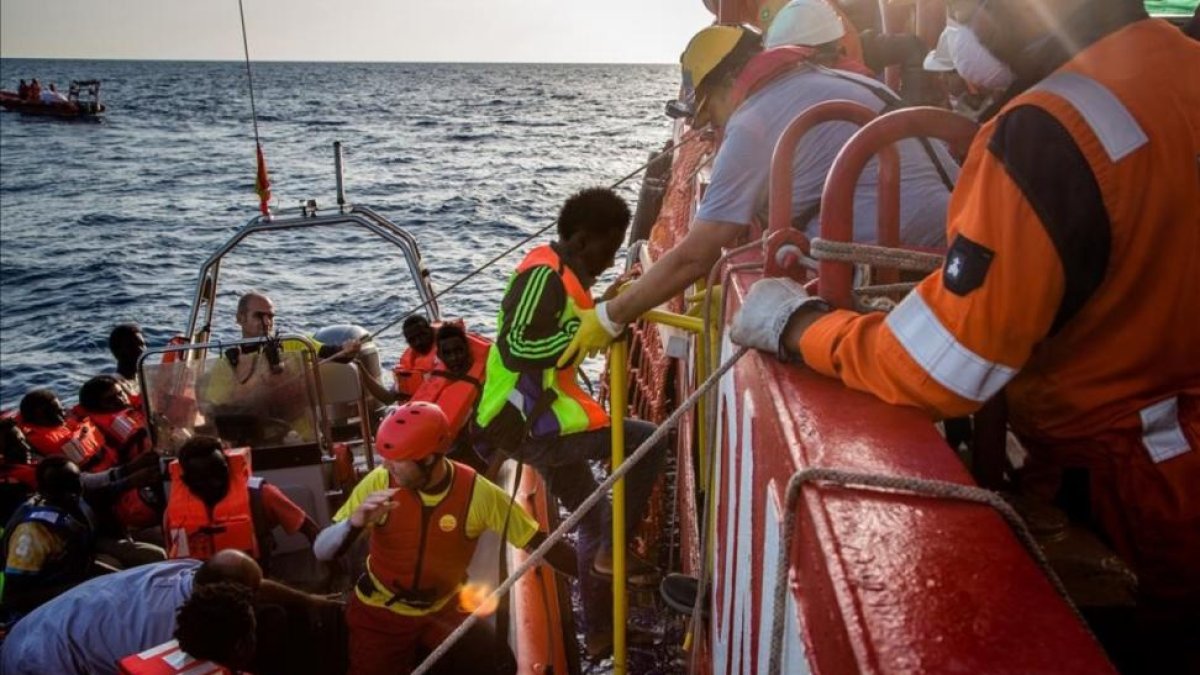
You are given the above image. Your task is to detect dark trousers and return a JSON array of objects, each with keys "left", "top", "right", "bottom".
[{"left": 510, "top": 419, "right": 667, "bottom": 634}]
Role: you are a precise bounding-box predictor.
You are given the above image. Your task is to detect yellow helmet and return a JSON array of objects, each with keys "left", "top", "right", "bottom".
[{"left": 680, "top": 25, "right": 756, "bottom": 92}]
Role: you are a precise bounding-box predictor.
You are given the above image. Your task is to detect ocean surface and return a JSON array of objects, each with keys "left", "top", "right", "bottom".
[{"left": 0, "top": 59, "right": 680, "bottom": 409}]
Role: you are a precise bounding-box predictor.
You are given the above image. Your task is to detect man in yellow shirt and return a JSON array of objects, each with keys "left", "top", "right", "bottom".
[{"left": 313, "top": 402, "right": 576, "bottom": 675}]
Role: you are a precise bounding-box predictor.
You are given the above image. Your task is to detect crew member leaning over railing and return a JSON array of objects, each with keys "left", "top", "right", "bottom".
[{"left": 729, "top": 0, "right": 1200, "bottom": 670}]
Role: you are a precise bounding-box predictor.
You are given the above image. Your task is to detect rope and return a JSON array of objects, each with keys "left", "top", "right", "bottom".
[
  {"left": 411, "top": 344, "right": 750, "bottom": 675},
  {"left": 237, "top": 0, "right": 261, "bottom": 147},
  {"left": 367, "top": 130, "right": 704, "bottom": 341},
  {"left": 766, "top": 467, "right": 1092, "bottom": 675},
  {"left": 809, "top": 238, "right": 943, "bottom": 273}
]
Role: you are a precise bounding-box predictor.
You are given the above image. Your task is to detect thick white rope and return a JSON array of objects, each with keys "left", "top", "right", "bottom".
[
  {"left": 809, "top": 237, "right": 943, "bottom": 272},
  {"left": 412, "top": 345, "right": 751, "bottom": 675}
]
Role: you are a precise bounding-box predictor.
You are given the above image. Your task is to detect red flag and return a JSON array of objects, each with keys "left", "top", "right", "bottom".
[{"left": 254, "top": 142, "right": 271, "bottom": 216}]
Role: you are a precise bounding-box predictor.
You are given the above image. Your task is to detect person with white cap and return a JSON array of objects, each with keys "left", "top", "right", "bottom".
[{"left": 559, "top": 10, "right": 960, "bottom": 367}]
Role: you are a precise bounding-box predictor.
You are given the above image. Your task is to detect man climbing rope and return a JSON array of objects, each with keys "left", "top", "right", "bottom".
[{"left": 730, "top": 0, "right": 1200, "bottom": 670}]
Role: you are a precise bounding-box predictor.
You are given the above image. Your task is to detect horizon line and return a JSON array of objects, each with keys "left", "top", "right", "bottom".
[{"left": 0, "top": 55, "right": 677, "bottom": 66}]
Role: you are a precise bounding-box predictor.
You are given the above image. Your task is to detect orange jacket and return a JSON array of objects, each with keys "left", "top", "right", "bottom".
[
  {"left": 17, "top": 416, "right": 115, "bottom": 471},
  {"left": 411, "top": 333, "right": 490, "bottom": 436},
  {"left": 86, "top": 408, "right": 151, "bottom": 462},
  {"left": 798, "top": 19, "right": 1200, "bottom": 448},
  {"left": 164, "top": 447, "right": 259, "bottom": 560},
  {"left": 367, "top": 461, "right": 478, "bottom": 607}
]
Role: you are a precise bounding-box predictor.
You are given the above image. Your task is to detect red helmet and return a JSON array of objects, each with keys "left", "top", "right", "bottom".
[{"left": 374, "top": 402, "right": 452, "bottom": 461}]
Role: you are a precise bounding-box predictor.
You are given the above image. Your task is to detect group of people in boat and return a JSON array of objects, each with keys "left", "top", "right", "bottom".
[{"left": 12, "top": 79, "right": 68, "bottom": 104}]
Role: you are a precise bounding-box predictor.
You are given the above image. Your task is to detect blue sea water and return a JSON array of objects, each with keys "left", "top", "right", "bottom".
[{"left": 0, "top": 59, "right": 680, "bottom": 409}]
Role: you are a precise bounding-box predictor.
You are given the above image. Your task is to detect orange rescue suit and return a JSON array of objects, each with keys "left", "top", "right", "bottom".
[
  {"left": 367, "top": 462, "right": 478, "bottom": 607},
  {"left": 164, "top": 447, "right": 259, "bottom": 560},
  {"left": 798, "top": 19, "right": 1199, "bottom": 613}
]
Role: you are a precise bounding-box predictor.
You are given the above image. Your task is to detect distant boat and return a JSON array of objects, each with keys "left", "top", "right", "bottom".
[{"left": 0, "top": 80, "right": 106, "bottom": 120}]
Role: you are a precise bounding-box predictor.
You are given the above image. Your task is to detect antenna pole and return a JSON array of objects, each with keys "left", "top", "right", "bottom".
[
  {"left": 238, "top": 0, "right": 261, "bottom": 147},
  {"left": 334, "top": 141, "right": 346, "bottom": 213},
  {"left": 239, "top": 0, "right": 272, "bottom": 217}
]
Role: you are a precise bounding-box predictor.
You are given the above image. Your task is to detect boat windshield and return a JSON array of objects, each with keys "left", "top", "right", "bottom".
[{"left": 141, "top": 339, "right": 321, "bottom": 454}]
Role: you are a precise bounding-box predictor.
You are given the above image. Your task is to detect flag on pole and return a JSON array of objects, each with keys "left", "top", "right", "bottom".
[{"left": 255, "top": 141, "right": 271, "bottom": 216}]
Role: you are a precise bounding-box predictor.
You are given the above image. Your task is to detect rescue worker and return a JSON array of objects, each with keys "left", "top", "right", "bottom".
[
  {"left": 1, "top": 457, "right": 96, "bottom": 616},
  {"left": 15, "top": 388, "right": 114, "bottom": 470},
  {"left": 164, "top": 435, "right": 318, "bottom": 569},
  {"left": 475, "top": 187, "right": 665, "bottom": 657},
  {"left": 105, "top": 322, "right": 146, "bottom": 407},
  {"left": 2, "top": 549, "right": 341, "bottom": 675},
  {"left": 728, "top": 0, "right": 1200, "bottom": 670},
  {"left": 314, "top": 401, "right": 577, "bottom": 675},
  {"left": 557, "top": 18, "right": 958, "bottom": 369},
  {"left": 392, "top": 314, "right": 440, "bottom": 400},
  {"left": 202, "top": 291, "right": 359, "bottom": 445}
]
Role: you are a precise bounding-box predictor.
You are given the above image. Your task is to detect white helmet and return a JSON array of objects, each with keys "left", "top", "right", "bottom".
[
  {"left": 923, "top": 22, "right": 959, "bottom": 72},
  {"left": 764, "top": 0, "right": 845, "bottom": 49}
]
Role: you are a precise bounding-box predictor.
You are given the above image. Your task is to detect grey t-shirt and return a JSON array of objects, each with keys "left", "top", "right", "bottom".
[
  {"left": 696, "top": 67, "right": 957, "bottom": 247},
  {"left": 1, "top": 559, "right": 200, "bottom": 675}
]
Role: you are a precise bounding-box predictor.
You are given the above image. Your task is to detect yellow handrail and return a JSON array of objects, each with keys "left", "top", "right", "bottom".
[
  {"left": 610, "top": 337, "right": 629, "bottom": 675},
  {"left": 608, "top": 306, "right": 712, "bottom": 673}
]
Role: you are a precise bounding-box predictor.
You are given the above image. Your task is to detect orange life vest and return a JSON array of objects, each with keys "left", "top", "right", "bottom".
[
  {"left": 17, "top": 415, "right": 115, "bottom": 471},
  {"left": 366, "top": 461, "right": 478, "bottom": 608},
  {"left": 164, "top": 447, "right": 260, "bottom": 560},
  {"left": 413, "top": 333, "right": 491, "bottom": 436},
  {"left": 392, "top": 347, "right": 439, "bottom": 398},
  {"left": 87, "top": 407, "right": 151, "bottom": 461}
]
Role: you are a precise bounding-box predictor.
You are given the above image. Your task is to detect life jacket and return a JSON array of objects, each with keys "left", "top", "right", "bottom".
[
  {"left": 16, "top": 415, "right": 115, "bottom": 472},
  {"left": 86, "top": 407, "right": 151, "bottom": 462},
  {"left": 414, "top": 333, "right": 491, "bottom": 436},
  {"left": 392, "top": 347, "right": 439, "bottom": 398},
  {"left": 0, "top": 464, "right": 37, "bottom": 526},
  {"left": 476, "top": 244, "right": 610, "bottom": 439},
  {"left": 0, "top": 497, "right": 93, "bottom": 589},
  {"left": 164, "top": 447, "right": 267, "bottom": 562},
  {"left": 729, "top": 45, "right": 876, "bottom": 111},
  {"left": 117, "top": 639, "right": 234, "bottom": 675},
  {"left": 364, "top": 461, "right": 479, "bottom": 608}
]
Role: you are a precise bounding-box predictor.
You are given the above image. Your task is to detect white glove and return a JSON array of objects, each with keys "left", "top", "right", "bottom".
[{"left": 730, "top": 278, "right": 829, "bottom": 361}]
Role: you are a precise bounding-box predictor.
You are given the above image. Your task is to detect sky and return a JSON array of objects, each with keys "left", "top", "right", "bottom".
[{"left": 0, "top": 0, "right": 717, "bottom": 63}]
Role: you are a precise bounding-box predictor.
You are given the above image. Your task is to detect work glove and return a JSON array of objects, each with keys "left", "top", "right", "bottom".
[
  {"left": 729, "top": 278, "right": 829, "bottom": 362},
  {"left": 557, "top": 302, "right": 624, "bottom": 369}
]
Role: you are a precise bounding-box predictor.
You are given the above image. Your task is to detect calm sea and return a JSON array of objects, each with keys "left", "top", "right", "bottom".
[{"left": 0, "top": 59, "right": 680, "bottom": 409}]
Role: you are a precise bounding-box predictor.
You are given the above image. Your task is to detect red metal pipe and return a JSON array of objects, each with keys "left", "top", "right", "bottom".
[
  {"left": 819, "top": 107, "right": 978, "bottom": 308},
  {"left": 767, "top": 100, "right": 878, "bottom": 238}
]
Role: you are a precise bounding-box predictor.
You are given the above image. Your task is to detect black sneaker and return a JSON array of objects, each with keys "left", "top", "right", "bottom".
[{"left": 660, "top": 573, "right": 709, "bottom": 619}]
